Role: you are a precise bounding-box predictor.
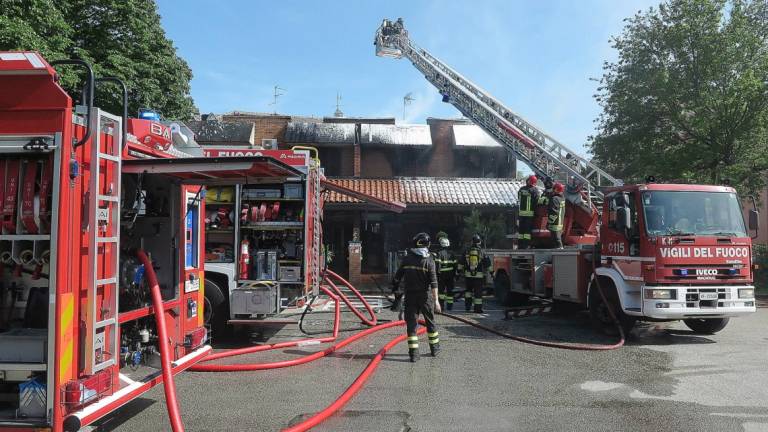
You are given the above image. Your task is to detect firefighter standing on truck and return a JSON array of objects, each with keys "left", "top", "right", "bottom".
[
  {"left": 434, "top": 232, "right": 458, "bottom": 311},
  {"left": 459, "top": 234, "right": 490, "bottom": 313},
  {"left": 517, "top": 175, "right": 540, "bottom": 249},
  {"left": 392, "top": 232, "right": 441, "bottom": 363},
  {"left": 548, "top": 182, "right": 566, "bottom": 249}
]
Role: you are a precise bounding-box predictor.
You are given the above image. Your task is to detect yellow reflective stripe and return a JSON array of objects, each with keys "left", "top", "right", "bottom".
[
  {"left": 446, "top": 298, "right": 454, "bottom": 303},
  {"left": 473, "top": 298, "right": 483, "bottom": 304},
  {"left": 59, "top": 293, "right": 74, "bottom": 383},
  {"left": 464, "top": 292, "right": 473, "bottom": 298},
  {"left": 465, "top": 273, "right": 485, "bottom": 278},
  {"left": 427, "top": 332, "right": 438, "bottom": 338},
  {"left": 429, "top": 338, "right": 440, "bottom": 345},
  {"left": 439, "top": 268, "right": 455, "bottom": 272},
  {"left": 407, "top": 336, "right": 419, "bottom": 341},
  {"left": 403, "top": 265, "right": 428, "bottom": 272},
  {"left": 519, "top": 234, "right": 531, "bottom": 240},
  {"left": 438, "top": 294, "right": 447, "bottom": 300},
  {"left": 408, "top": 342, "right": 419, "bottom": 348}
]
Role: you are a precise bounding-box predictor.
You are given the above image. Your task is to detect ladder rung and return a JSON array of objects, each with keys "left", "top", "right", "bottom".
[
  {"left": 96, "top": 237, "right": 118, "bottom": 243},
  {"left": 98, "top": 194, "right": 119, "bottom": 202},
  {"left": 97, "top": 152, "right": 120, "bottom": 162},
  {"left": 95, "top": 318, "right": 116, "bottom": 328},
  {"left": 96, "top": 277, "right": 117, "bottom": 286}
]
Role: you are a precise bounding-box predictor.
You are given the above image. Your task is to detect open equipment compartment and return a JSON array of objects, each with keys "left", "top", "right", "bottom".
[
  {"left": 0, "top": 136, "right": 59, "bottom": 427},
  {"left": 233, "top": 178, "right": 308, "bottom": 318}
]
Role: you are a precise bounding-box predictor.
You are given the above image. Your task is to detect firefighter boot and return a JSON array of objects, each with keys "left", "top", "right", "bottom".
[
  {"left": 409, "top": 348, "right": 419, "bottom": 363},
  {"left": 473, "top": 298, "right": 484, "bottom": 314},
  {"left": 430, "top": 342, "right": 441, "bottom": 357}
]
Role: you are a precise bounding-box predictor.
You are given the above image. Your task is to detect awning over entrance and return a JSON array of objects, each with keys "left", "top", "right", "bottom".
[
  {"left": 323, "top": 177, "right": 522, "bottom": 208},
  {"left": 122, "top": 156, "right": 303, "bottom": 184},
  {"left": 321, "top": 178, "right": 406, "bottom": 213}
]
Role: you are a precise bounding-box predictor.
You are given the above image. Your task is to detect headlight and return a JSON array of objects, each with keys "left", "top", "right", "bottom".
[
  {"left": 738, "top": 288, "right": 754, "bottom": 299},
  {"left": 645, "top": 289, "right": 675, "bottom": 300}
]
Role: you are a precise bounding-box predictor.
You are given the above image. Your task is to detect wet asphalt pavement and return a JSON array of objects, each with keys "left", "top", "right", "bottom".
[{"left": 96, "top": 299, "right": 768, "bottom": 432}]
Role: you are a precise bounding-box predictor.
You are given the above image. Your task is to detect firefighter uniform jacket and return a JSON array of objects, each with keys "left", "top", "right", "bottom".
[
  {"left": 548, "top": 194, "right": 565, "bottom": 232},
  {"left": 460, "top": 246, "right": 490, "bottom": 278},
  {"left": 393, "top": 250, "right": 438, "bottom": 293},
  {"left": 435, "top": 249, "right": 458, "bottom": 278},
  {"left": 517, "top": 185, "right": 540, "bottom": 218}
]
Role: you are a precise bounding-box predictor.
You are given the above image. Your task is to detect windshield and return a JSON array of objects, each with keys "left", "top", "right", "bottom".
[{"left": 641, "top": 191, "right": 746, "bottom": 237}]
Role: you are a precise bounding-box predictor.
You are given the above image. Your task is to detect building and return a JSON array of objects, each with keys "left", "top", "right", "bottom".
[{"left": 191, "top": 112, "right": 522, "bottom": 287}]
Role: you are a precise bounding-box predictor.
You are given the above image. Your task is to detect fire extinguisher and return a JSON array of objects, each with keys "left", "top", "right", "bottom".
[{"left": 239, "top": 239, "right": 250, "bottom": 280}]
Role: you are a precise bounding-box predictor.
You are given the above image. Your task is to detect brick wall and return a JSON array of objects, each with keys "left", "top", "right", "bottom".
[
  {"left": 221, "top": 113, "right": 290, "bottom": 146},
  {"left": 426, "top": 118, "right": 455, "bottom": 176},
  {"left": 361, "top": 149, "right": 393, "bottom": 177}
]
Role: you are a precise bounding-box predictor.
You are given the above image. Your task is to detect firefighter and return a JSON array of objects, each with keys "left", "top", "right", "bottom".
[
  {"left": 435, "top": 233, "right": 458, "bottom": 311},
  {"left": 517, "top": 175, "right": 540, "bottom": 249},
  {"left": 459, "top": 234, "right": 490, "bottom": 313},
  {"left": 392, "top": 232, "right": 441, "bottom": 362},
  {"left": 548, "top": 182, "right": 566, "bottom": 249}
]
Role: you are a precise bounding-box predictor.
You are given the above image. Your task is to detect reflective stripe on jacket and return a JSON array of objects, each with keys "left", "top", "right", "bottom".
[
  {"left": 547, "top": 194, "right": 565, "bottom": 231},
  {"left": 518, "top": 185, "right": 540, "bottom": 217}
]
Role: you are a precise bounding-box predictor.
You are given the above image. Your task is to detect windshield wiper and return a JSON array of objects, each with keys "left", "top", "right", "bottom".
[
  {"left": 665, "top": 228, "right": 695, "bottom": 236},
  {"left": 708, "top": 231, "right": 740, "bottom": 237}
]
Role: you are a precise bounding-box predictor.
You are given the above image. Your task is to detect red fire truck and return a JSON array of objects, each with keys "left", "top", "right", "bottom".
[
  {"left": 375, "top": 19, "right": 759, "bottom": 334},
  {"left": 0, "top": 52, "right": 318, "bottom": 431}
]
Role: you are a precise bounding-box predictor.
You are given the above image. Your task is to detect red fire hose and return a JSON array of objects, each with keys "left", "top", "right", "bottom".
[
  {"left": 281, "top": 326, "right": 426, "bottom": 432},
  {"left": 323, "top": 269, "right": 377, "bottom": 327},
  {"left": 136, "top": 250, "right": 185, "bottom": 432}
]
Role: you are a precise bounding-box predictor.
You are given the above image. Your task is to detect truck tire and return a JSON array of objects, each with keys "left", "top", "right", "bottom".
[
  {"left": 204, "top": 277, "right": 228, "bottom": 335},
  {"left": 494, "top": 271, "right": 528, "bottom": 306},
  {"left": 588, "top": 277, "right": 635, "bottom": 335},
  {"left": 683, "top": 318, "right": 729, "bottom": 334}
]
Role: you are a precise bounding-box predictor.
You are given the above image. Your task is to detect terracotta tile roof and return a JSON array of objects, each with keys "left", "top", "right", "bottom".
[{"left": 324, "top": 177, "right": 522, "bottom": 207}]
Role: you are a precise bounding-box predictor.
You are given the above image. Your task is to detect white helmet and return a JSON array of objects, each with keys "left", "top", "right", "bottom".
[{"left": 439, "top": 237, "right": 450, "bottom": 248}]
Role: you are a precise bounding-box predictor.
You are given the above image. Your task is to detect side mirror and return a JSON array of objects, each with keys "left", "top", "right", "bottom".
[
  {"left": 617, "top": 207, "right": 632, "bottom": 233},
  {"left": 749, "top": 209, "right": 759, "bottom": 232}
]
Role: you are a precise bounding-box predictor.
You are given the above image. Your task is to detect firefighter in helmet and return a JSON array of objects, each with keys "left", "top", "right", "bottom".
[
  {"left": 548, "top": 182, "right": 566, "bottom": 249},
  {"left": 517, "top": 175, "right": 540, "bottom": 249},
  {"left": 392, "top": 232, "right": 441, "bottom": 362},
  {"left": 434, "top": 232, "right": 458, "bottom": 311},
  {"left": 459, "top": 234, "right": 490, "bottom": 313}
]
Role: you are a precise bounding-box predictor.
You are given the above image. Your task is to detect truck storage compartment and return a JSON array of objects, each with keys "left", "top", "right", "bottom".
[{"left": 0, "top": 151, "right": 57, "bottom": 425}]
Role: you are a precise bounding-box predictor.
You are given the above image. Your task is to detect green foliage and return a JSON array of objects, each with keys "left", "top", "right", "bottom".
[
  {"left": 462, "top": 209, "right": 507, "bottom": 248},
  {"left": 752, "top": 243, "right": 768, "bottom": 293},
  {"left": 0, "top": 0, "right": 196, "bottom": 120},
  {"left": 591, "top": 0, "right": 768, "bottom": 196}
]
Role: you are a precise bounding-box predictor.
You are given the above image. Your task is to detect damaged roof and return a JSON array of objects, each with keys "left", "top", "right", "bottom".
[
  {"left": 285, "top": 122, "right": 356, "bottom": 144},
  {"left": 453, "top": 124, "right": 501, "bottom": 147},
  {"left": 187, "top": 118, "right": 255, "bottom": 144},
  {"left": 324, "top": 177, "right": 521, "bottom": 207}
]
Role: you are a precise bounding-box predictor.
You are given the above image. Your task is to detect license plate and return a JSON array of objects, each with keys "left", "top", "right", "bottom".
[{"left": 699, "top": 293, "right": 718, "bottom": 300}]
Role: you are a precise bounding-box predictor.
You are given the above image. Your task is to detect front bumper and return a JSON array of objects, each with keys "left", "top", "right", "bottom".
[{"left": 642, "top": 285, "right": 756, "bottom": 319}]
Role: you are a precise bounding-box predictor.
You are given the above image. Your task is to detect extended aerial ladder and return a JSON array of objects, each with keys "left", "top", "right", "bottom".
[{"left": 373, "top": 18, "right": 622, "bottom": 208}]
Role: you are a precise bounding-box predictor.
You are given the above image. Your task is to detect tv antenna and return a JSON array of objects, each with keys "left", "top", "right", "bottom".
[
  {"left": 333, "top": 92, "right": 344, "bottom": 117},
  {"left": 269, "top": 85, "right": 285, "bottom": 114},
  {"left": 403, "top": 92, "right": 415, "bottom": 120}
]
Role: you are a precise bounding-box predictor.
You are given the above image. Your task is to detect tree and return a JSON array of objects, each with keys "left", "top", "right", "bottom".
[
  {"left": 590, "top": 0, "right": 768, "bottom": 195},
  {"left": 0, "top": 0, "right": 196, "bottom": 120},
  {"left": 462, "top": 209, "right": 507, "bottom": 248}
]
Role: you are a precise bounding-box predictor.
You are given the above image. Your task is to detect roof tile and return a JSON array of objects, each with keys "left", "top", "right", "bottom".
[{"left": 325, "top": 177, "right": 521, "bottom": 207}]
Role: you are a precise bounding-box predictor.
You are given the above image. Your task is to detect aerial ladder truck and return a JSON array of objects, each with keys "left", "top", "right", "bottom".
[{"left": 374, "top": 19, "right": 759, "bottom": 334}]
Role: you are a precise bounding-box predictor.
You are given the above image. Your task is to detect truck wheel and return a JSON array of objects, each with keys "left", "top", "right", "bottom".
[
  {"left": 494, "top": 272, "right": 528, "bottom": 306},
  {"left": 588, "top": 278, "right": 635, "bottom": 336},
  {"left": 683, "top": 318, "right": 729, "bottom": 334},
  {"left": 204, "top": 277, "right": 228, "bottom": 335}
]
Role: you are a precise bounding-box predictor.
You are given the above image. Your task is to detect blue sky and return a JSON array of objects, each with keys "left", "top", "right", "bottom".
[{"left": 156, "top": 0, "right": 659, "bottom": 156}]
